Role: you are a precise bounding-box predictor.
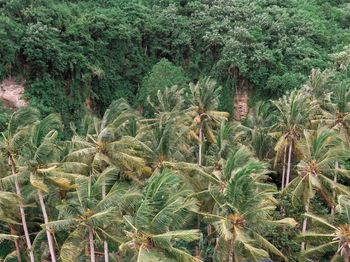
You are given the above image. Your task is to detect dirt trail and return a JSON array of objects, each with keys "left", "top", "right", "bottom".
[{"left": 0, "top": 77, "right": 27, "bottom": 108}]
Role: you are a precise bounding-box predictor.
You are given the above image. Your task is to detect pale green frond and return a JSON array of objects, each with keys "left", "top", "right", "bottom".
[
  {"left": 95, "top": 188, "right": 142, "bottom": 213},
  {"left": 58, "top": 162, "right": 89, "bottom": 175},
  {"left": 299, "top": 232, "right": 336, "bottom": 239},
  {"left": 213, "top": 237, "right": 230, "bottom": 262},
  {"left": 96, "top": 227, "right": 124, "bottom": 244},
  {"left": 136, "top": 247, "right": 171, "bottom": 262},
  {"left": 303, "top": 213, "right": 338, "bottom": 230},
  {"left": 7, "top": 106, "right": 40, "bottom": 138},
  {"left": 64, "top": 147, "right": 96, "bottom": 164},
  {"left": 252, "top": 231, "right": 288, "bottom": 261},
  {"left": 263, "top": 218, "right": 298, "bottom": 227},
  {"left": 300, "top": 241, "right": 338, "bottom": 258},
  {"left": 46, "top": 176, "right": 77, "bottom": 190},
  {"left": 0, "top": 173, "right": 22, "bottom": 189},
  {"left": 94, "top": 166, "right": 119, "bottom": 188},
  {"left": 31, "top": 229, "right": 48, "bottom": 259},
  {"left": 242, "top": 242, "right": 270, "bottom": 262},
  {"left": 167, "top": 246, "right": 202, "bottom": 262},
  {"left": 88, "top": 209, "right": 117, "bottom": 227},
  {"left": 60, "top": 228, "right": 86, "bottom": 262},
  {"left": 0, "top": 191, "right": 20, "bottom": 203},
  {"left": 30, "top": 173, "right": 49, "bottom": 193},
  {"left": 42, "top": 219, "right": 80, "bottom": 231},
  {"left": 0, "top": 234, "right": 18, "bottom": 242},
  {"left": 214, "top": 219, "right": 232, "bottom": 241},
  {"left": 152, "top": 229, "right": 200, "bottom": 242}
]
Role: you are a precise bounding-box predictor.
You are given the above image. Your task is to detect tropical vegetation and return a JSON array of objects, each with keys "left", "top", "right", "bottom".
[{"left": 0, "top": 0, "right": 350, "bottom": 261}]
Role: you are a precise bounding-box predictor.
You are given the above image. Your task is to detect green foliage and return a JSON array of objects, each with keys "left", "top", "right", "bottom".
[
  {"left": 137, "top": 58, "right": 187, "bottom": 116},
  {"left": 0, "top": 0, "right": 349, "bottom": 135},
  {"left": 0, "top": 1, "right": 350, "bottom": 261}
]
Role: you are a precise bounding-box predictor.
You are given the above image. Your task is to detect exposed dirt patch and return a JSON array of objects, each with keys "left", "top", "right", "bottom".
[
  {"left": 234, "top": 87, "right": 250, "bottom": 121},
  {"left": 0, "top": 77, "right": 27, "bottom": 108}
]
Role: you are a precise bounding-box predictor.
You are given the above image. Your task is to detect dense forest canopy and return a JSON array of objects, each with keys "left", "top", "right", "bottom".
[
  {"left": 1, "top": 0, "right": 350, "bottom": 261},
  {"left": 1, "top": 0, "right": 350, "bottom": 133}
]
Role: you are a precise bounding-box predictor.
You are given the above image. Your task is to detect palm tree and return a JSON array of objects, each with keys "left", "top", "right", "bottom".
[
  {"left": 316, "top": 83, "right": 350, "bottom": 214},
  {"left": 44, "top": 176, "right": 141, "bottom": 262},
  {"left": 270, "top": 89, "right": 317, "bottom": 189},
  {"left": 186, "top": 77, "right": 229, "bottom": 166},
  {"left": 138, "top": 86, "right": 191, "bottom": 170},
  {"left": 300, "top": 195, "right": 350, "bottom": 262},
  {"left": 118, "top": 170, "right": 201, "bottom": 261},
  {"left": 16, "top": 113, "right": 69, "bottom": 262},
  {"left": 66, "top": 98, "right": 150, "bottom": 185},
  {"left": 0, "top": 106, "right": 40, "bottom": 262},
  {"left": 210, "top": 119, "right": 244, "bottom": 164},
  {"left": 306, "top": 71, "right": 347, "bottom": 215},
  {"left": 243, "top": 101, "right": 274, "bottom": 162},
  {"left": 0, "top": 191, "right": 22, "bottom": 261},
  {"left": 66, "top": 99, "right": 151, "bottom": 260},
  {"left": 283, "top": 127, "right": 350, "bottom": 250},
  {"left": 201, "top": 147, "right": 296, "bottom": 262}
]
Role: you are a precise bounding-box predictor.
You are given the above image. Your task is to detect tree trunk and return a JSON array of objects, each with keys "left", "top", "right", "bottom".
[
  {"left": 229, "top": 237, "right": 235, "bottom": 262},
  {"left": 89, "top": 226, "right": 96, "bottom": 262},
  {"left": 10, "top": 157, "right": 35, "bottom": 262},
  {"left": 281, "top": 145, "right": 287, "bottom": 190},
  {"left": 344, "top": 244, "right": 349, "bottom": 262},
  {"left": 198, "top": 121, "right": 202, "bottom": 166},
  {"left": 195, "top": 215, "right": 201, "bottom": 256},
  {"left": 102, "top": 183, "right": 109, "bottom": 262},
  {"left": 331, "top": 160, "right": 338, "bottom": 215},
  {"left": 286, "top": 140, "right": 293, "bottom": 186},
  {"left": 10, "top": 225, "right": 22, "bottom": 262},
  {"left": 301, "top": 196, "right": 310, "bottom": 251},
  {"left": 38, "top": 188, "right": 56, "bottom": 262}
]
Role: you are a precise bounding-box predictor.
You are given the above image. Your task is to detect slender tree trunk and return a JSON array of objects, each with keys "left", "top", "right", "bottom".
[
  {"left": 195, "top": 215, "right": 201, "bottom": 257},
  {"left": 102, "top": 183, "right": 109, "bottom": 262},
  {"left": 198, "top": 121, "right": 202, "bottom": 166},
  {"left": 281, "top": 145, "right": 288, "bottom": 232},
  {"left": 344, "top": 244, "right": 349, "bottom": 262},
  {"left": 37, "top": 188, "right": 56, "bottom": 262},
  {"left": 89, "top": 226, "right": 95, "bottom": 262},
  {"left": 301, "top": 196, "right": 310, "bottom": 251},
  {"left": 281, "top": 145, "right": 287, "bottom": 190},
  {"left": 229, "top": 237, "right": 235, "bottom": 262},
  {"left": 331, "top": 160, "right": 338, "bottom": 215},
  {"left": 10, "top": 225, "right": 22, "bottom": 262},
  {"left": 286, "top": 140, "right": 293, "bottom": 187},
  {"left": 10, "top": 157, "right": 35, "bottom": 262}
]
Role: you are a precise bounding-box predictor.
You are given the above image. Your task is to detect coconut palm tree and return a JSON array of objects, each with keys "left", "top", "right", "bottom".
[
  {"left": 66, "top": 99, "right": 152, "bottom": 260},
  {"left": 118, "top": 170, "right": 201, "bottom": 261},
  {"left": 308, "top": 77, "right": 350, "bottom": 214},
  {"left": 65, "top": 98, "right": 150, "bottom": 185},
  {"left": 314, "top": 82, "right": 350, "bottom": 144},
  {"left": 270, "top": 89, "right": 317, "bottom": 189},
  {"left": 209, "top": 119, "right": 244, "bottom": 164},
  {"left": 243, "top": 101, "right": 274, "bottom": 162},
  {"left": 314, "top": 82, "right": 350, "bottom": 193},
  {"left": 200, "top": 147, "right": 296, "bottom": 262},
  {"left": 138, "top": 86, "right": 192, "bottom": 170},
  {"left": 0, "top": 191, "right": 23, "bottom": 261},
  {"left": 283, "top": 127, "right": 350, "bottom": 250},
  {"left": 186, "top": 77, "right": 229, "bottom": 166},
  {"left": 16, "top": 113, "right": 74, "bottom": 262},
  {"left": 0, "top": 106, "right": 40, "bottom": 262},
  {"left": 300, "top": 195, "right": 350, "bottom": 262},
  {"left": 44, "top": 176, "right": 141, "bottom": 262}
]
